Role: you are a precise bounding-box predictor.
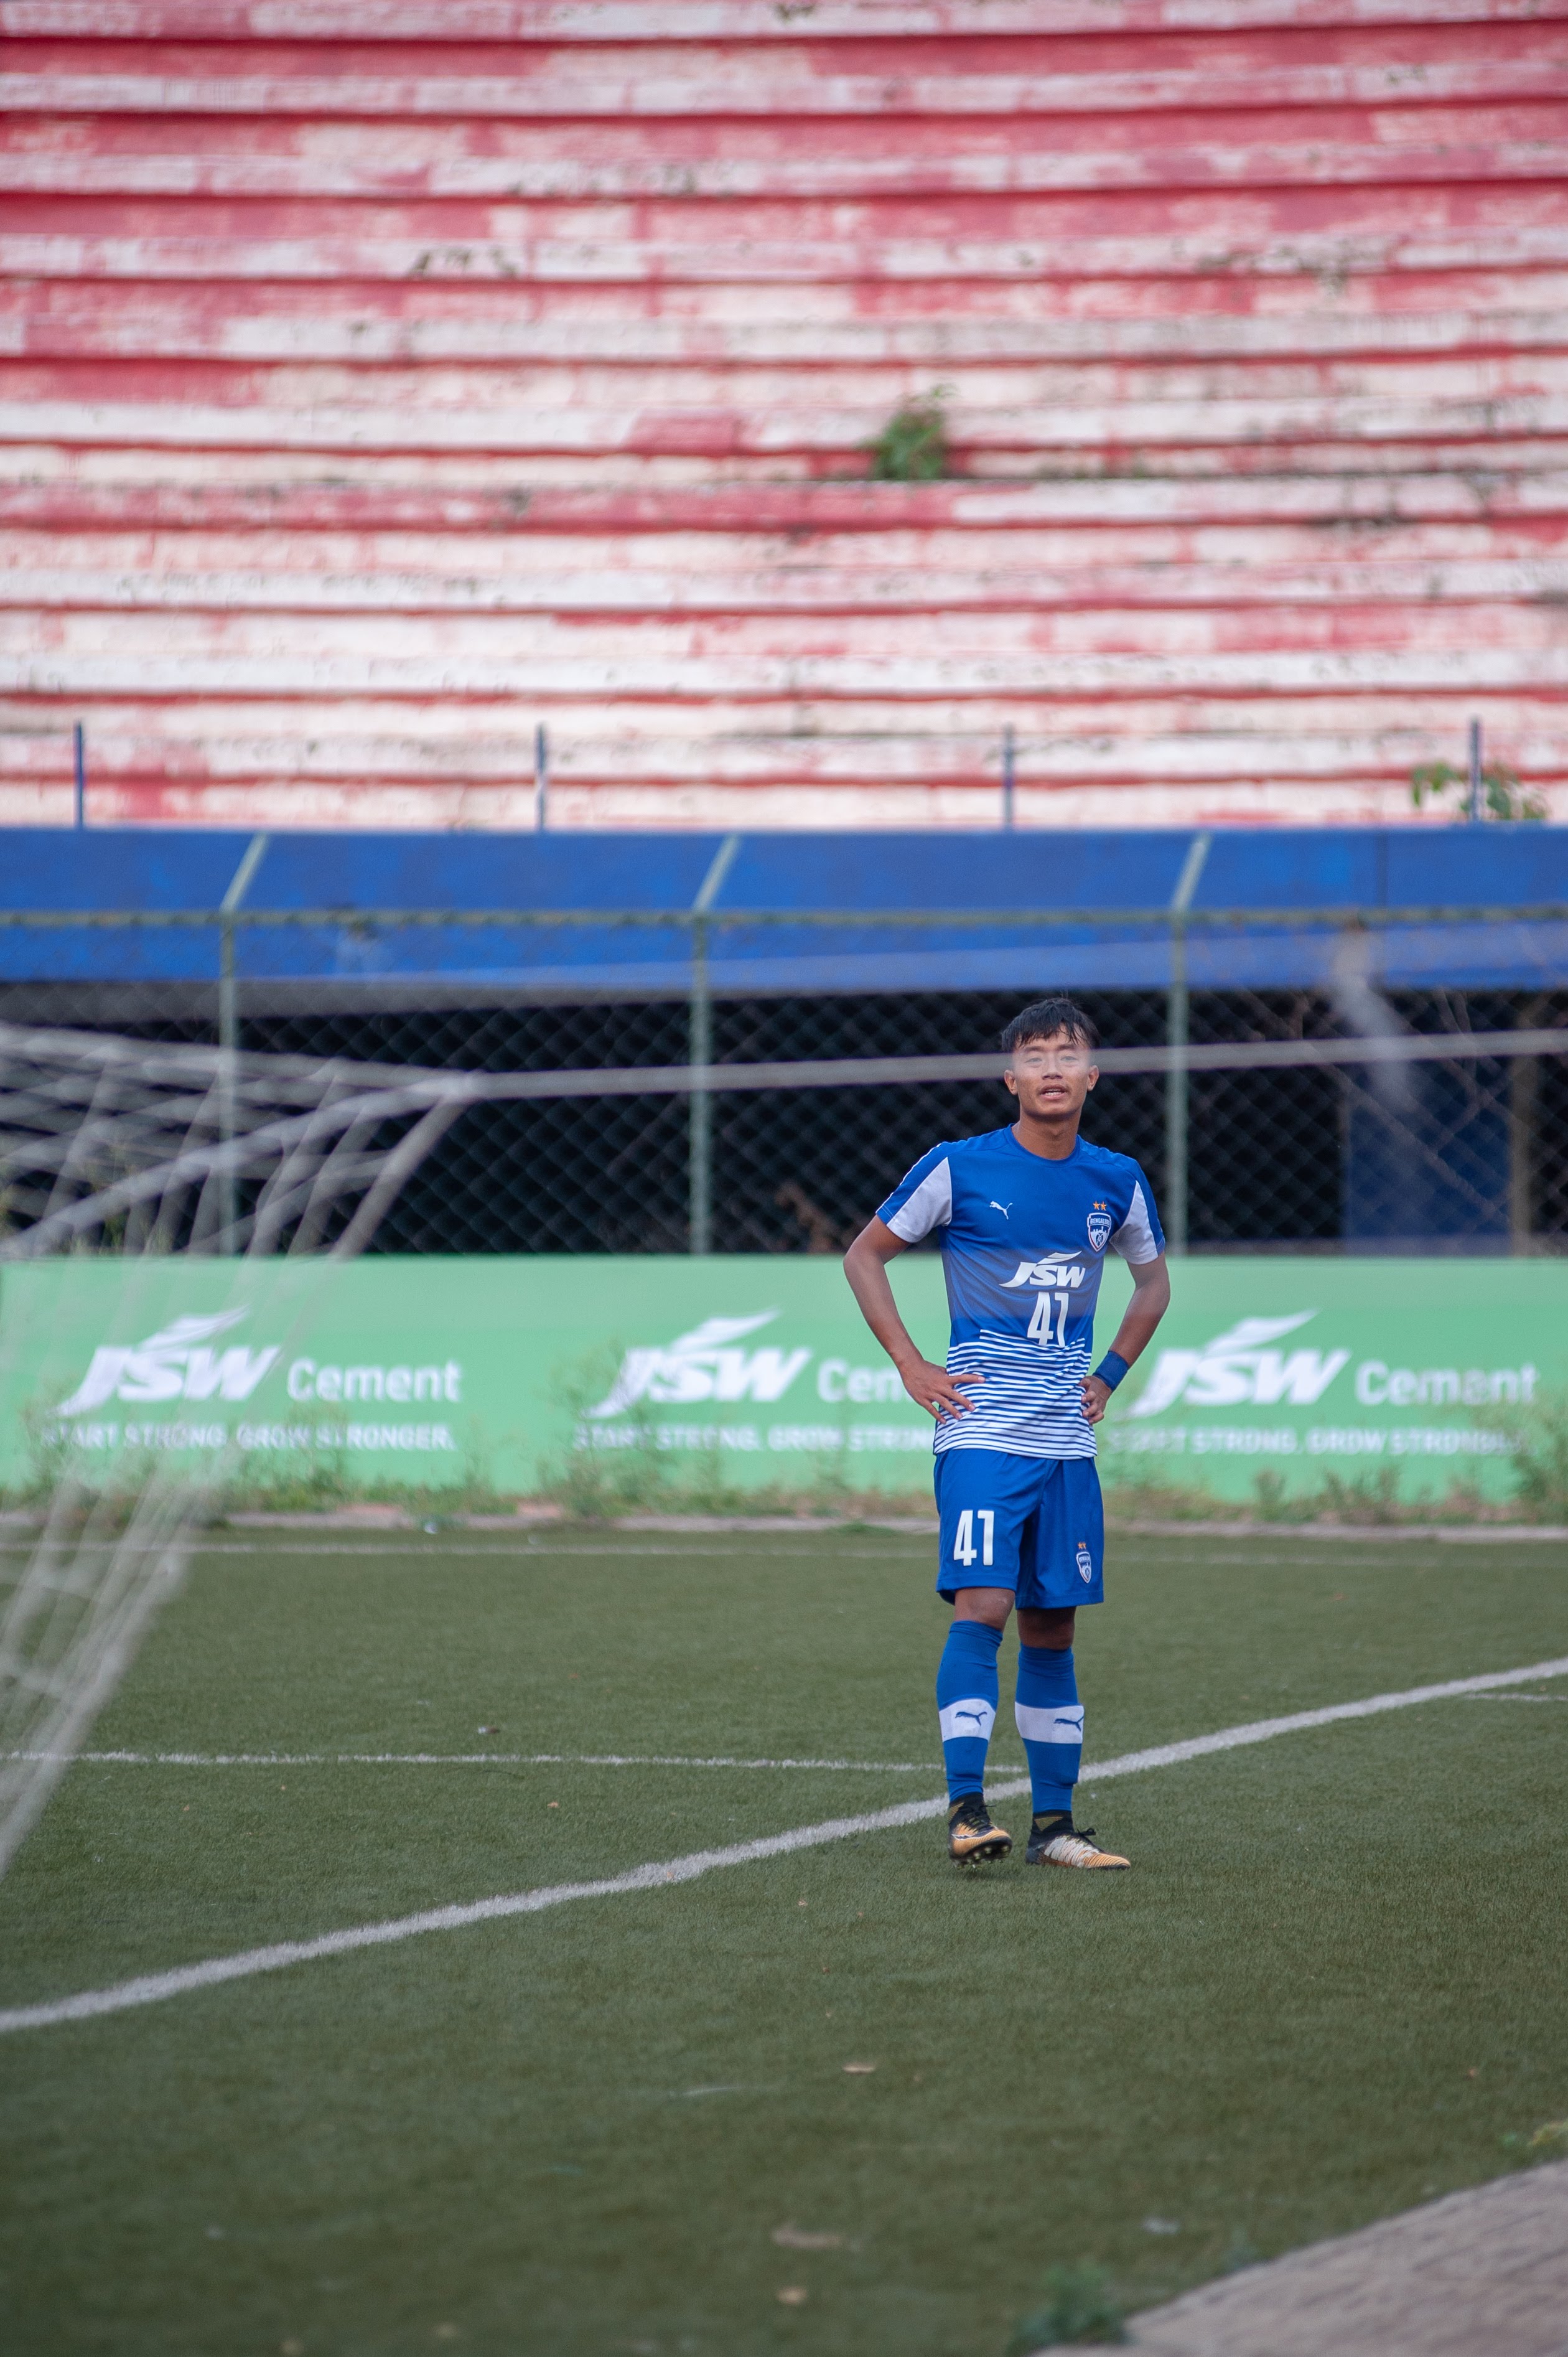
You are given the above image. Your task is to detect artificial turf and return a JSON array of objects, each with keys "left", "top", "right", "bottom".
[{"left": 0, "top": 1527, "right": 1564, "bottom": 2356}]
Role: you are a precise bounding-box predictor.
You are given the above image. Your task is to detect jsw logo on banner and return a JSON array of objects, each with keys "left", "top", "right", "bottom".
[
  {"left": 588, "top": 1312, "right": 811, "bottom": 1417},
  {"left": 55, "top": 1310, "right": 281, "bottom": 1416},
  {"left": 1130, "top": 1313, "right": 1350, "bottom": 1417}
]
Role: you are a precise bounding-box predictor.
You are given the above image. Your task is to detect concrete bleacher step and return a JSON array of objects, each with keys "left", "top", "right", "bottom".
[{"left": 2, "top": 1, "right": 1564, "bottom": 830}]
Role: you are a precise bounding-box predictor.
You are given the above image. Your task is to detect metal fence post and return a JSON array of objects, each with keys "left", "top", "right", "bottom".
[
  {"left": 689, "top": 916, "right": 713, "bottom": 1253},
  {"left": 216, "top": 833, "right": 269, "bottom": 1252},
  {"left": 533, "top": 723, "right": 549, "bottom": 831},
  {"left": 1164, "top": 832, "right": 1211, "bottom": 1253},
  {"left": 688, "top": 834, "right": 742, "bottom": 1255},
  {"left": 1001, "top": 724, "right": 1015, "bottom": 830},
  {"left": 1468, "top": 716, "right": 1483, "bottom": 823},
  {"left": 1510, "top": 992, "right": 1548, "bottom": 1253},
  {"left": 72, "top": 722, "right": 85, "bottom": 830}
]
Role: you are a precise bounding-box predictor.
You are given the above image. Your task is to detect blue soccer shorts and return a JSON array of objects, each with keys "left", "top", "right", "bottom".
[{"left": 933, "top": 1448, "right": 1105, "bottom": 1609}]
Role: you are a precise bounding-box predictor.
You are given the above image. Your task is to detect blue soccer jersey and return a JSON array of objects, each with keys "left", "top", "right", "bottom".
[{"left": 877, "top": 1127, "right": 1164, "bottom": 1460}]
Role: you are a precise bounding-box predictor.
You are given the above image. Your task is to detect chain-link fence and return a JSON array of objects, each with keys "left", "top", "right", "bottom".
[
  {"left": 3, "top": 916, "right": 1565, "bottom": 1258},
  {"left": 240, "top": 985, "right": 1568, "bottom": 1258}
]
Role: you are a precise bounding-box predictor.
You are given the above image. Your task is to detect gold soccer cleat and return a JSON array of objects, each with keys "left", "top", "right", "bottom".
[
  {"left": 1025, "top": 1819, "right": 1130, "bottom": 1870},
  {"left": 946, "top": 1797, "right": 1012, "bottom": 1864}
]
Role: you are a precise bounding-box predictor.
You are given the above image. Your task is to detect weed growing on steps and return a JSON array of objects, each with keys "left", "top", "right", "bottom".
[
  {"left": 864, "top": 386, "right": 952, "bottom": 479},
  {"left": 1410, "top": 756, "right": 1547, "bottom": 822}
]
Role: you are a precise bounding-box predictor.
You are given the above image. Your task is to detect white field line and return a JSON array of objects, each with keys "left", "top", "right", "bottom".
[
  {"left": 2, "top": 1654, "right": 1565, "bottom": 2040},
  {"left": 4, "top": 1750, "right": 951, "bottom": 1773},
  {"left": 0, "top": 1544, "right": 844, "bottom": 1562}
]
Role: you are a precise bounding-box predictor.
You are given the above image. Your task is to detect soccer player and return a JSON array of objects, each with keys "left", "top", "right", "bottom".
[{"left": 842, "top": 998, "right": 1170, "bottom": 1869}]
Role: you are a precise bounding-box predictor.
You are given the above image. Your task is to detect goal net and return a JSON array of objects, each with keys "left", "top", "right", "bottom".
[{"left": 0, "top": 1021, "right": 483, "bottom": 1881}]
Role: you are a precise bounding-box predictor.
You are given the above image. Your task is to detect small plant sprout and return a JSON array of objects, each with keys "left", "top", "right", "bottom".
[
  {"left": 864, "top": 387, "right": 953, "bottom": 480},
  {"left": 1410, "top": 756, "right": 1546, "bottom": 823},
  {"left": 1503, "top": 2119, "right": 1568, "bottom": 2162},
  {"left": 1007, "top": 2262, "right": 1126, "bottom": 2350}
]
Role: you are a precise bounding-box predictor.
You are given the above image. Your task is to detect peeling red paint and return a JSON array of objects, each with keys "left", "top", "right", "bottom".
[{"left": 1, "top": 3, "right": 1565, "bottom": 830}]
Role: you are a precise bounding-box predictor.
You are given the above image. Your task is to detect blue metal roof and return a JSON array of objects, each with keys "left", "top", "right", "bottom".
[{"left": 2, "top": 826, "right": 1563, "bottom": 1000}]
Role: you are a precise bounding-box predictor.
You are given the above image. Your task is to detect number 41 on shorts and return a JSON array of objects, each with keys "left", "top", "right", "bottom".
[{"left": 952, "top": 1509, "right": 995, "bottom": 1568}]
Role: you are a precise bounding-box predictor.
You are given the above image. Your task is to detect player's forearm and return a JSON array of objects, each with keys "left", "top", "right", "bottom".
[
  {"left": 846, "top": 1220, "right": 982, "bottom": 1421},
  {"left": 842, "top": 1232, "right": 923, "bottom": 1371},
  {"left": 1103, "top": 1257, "right": 1171, "bottom": 1370}
]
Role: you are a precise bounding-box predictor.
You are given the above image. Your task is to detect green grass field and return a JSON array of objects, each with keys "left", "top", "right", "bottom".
[{"left": 1, "top": 1525, "right": 1566, "bottom": 2356}]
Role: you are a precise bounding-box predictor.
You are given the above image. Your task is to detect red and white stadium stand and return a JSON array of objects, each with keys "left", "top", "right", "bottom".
[{"left": 1, "top": 1, "right": 1566, "bottom": 831}]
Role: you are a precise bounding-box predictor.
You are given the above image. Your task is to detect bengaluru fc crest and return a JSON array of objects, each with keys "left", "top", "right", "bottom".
[
  {"left": 1086, "top": 1209, "right": 1113, "bottom": 1252},
  {"left": 1076, "top": 1541, "right": 1094, "bottom": 1583}
]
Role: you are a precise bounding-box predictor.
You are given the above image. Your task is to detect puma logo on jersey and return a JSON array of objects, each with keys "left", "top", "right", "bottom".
[{"left": 989, "top": 1201, "right": 1012, "bottom": 1217}]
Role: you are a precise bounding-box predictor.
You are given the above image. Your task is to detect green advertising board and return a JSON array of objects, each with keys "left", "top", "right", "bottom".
[{"left": 0, "top": 1252, "right": 1561, "bottom": 1509}]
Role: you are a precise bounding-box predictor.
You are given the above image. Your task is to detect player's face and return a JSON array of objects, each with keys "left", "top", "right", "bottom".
[{"left": 1004, "top": 1028, "right": 1099, "bottom": 1120}]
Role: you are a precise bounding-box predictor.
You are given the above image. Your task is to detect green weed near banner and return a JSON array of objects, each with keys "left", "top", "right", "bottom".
[{"left": 0, "top": 1255, "right": 1563, "bottom": 1514}]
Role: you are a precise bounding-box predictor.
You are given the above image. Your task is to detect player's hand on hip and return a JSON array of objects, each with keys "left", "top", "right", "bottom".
[
  {"left": 1080, "top": 1374, "right": 1111, "bottom": 1426},
  {"left": 898, "top": 1359, "right": 982, "bottom": 1420}
]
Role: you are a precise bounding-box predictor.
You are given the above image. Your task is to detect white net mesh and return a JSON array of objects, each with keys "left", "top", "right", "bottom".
[{"left": 0, "top": 1023, "right": 487, "bottom": 1880}]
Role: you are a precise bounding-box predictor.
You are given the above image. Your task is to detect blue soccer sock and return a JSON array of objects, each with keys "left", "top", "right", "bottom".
[
  {"left": 936, "top": 1619, "right": 1003, "bottom": 1803},
  {"left": 1015, "top": 1644, "right": 1083, "bottom": 1817}
]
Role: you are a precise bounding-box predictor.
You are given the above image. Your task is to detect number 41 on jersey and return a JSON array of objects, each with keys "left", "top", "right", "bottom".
[{"left": 1028, "top": 1290, "right": 1069, "bottom": 1345}]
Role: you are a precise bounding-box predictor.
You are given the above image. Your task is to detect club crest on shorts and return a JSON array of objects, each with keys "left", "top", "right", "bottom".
[
  {"left": 1076, "top": 1540, "right": 1094, "bottom": 1583},
  {"left": 1086, "top": 1206, "right": 1113, "bottom": 1252}
]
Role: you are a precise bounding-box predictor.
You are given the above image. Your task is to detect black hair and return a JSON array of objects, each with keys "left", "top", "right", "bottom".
[{"left": 999, "top": 997, "right": 1100, "bottom": 1056}]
